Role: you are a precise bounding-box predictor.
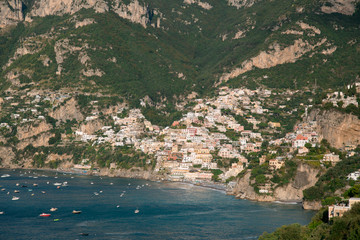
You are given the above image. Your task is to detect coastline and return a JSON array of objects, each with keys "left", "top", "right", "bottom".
[{"left": 0, "top": 167, "right": 306, "bottom": 207}]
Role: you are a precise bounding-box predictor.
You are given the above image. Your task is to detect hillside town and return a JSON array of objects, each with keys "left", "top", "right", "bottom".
[{"left": 0, "top": 83, "right": 359, "bottom": 193}]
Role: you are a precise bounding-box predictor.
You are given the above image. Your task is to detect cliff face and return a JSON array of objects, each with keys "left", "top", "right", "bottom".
[
  {"left": 231, "top": 163, "right": 320, "bottom": 202},
  {"left": 0, "top": 0, "right": 24, "bottom": 28},
  {"left": 274, "top": 163, "right": 320, "bottom": 201},
  {"left": 49, "top": 97, "right": 84, "bottom": 122},
  {"left": 307, "top": 109, "right": 360, "bottom": 148}
]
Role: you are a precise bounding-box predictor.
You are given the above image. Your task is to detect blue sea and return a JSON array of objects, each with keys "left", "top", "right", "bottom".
[{"left": 0, "top": 169, "right": 314, "bottom": 239}]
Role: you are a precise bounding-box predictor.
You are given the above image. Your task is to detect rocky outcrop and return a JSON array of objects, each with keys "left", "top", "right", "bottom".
[
  {"left": 321, "top": 0, "right": 359, "bottom": 16},
  {"left": 0, "top": 147, "right": 16, "bottom": 168},
  {"left": 17, "top": 132, "right": 54, "bottom": 149},
  {"left": 232, "top": 171, "right": 276, "bottom": 201},
  {"left": 28, "top": 0, "right": 108, "bottom": 18},
  {"left": 75, "top": 18, "right": 95, "bottom": 28},
  {"left": 303, "top": 200, "right": 322, "bottom": 210},
  {"left": 49, "top": 97, "right": 84, "bottom": 121},
  {"left": 79, "top": 119, "right": 104, "bottom": 134},
  {"left": 183, "top": 0, "right": 213, "bottom": 10},
  {"left": 17, "top": 121, "right": 52, "bottom": 140},
  {"left": 227, "top": 0, "right": 258, "bottom": 9},
  {"left": 231, "top": 163, "right": 320, "bottom": 202},
  {"left": 273, "top": 163, "right": 320, "bottom": 201},
  {"left": 112, "top": 0, "right": 151, "bottom": 28},
  {"left": 220, "top": 38, "right": 327, "bottom": 83},
  {"left": 0, "top": 0, "right": 24, "bottom": 28},
  {"left": 307, "top": 109, "right": 360, "bottom": 148}
]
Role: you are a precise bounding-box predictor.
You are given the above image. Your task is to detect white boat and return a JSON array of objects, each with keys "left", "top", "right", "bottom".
[
  {"left": 134, "top": 209, "right": 140, "bottom": 214},
  {"left": 94, "top": 192, "right": 99, "bottom": 196},
  {"left": 12, "top": 196, "right": 19, "bottom": 201},
  {"left": 0, "top": 211, "right": 4, "bottom": 215},
  {"left": 1, "top": 174, "right": 10, "bottom": 178},
  {"left": 53, "top": 183, "right": 62, "bottom": 186},
  {"left": 50, "top": 208, "right": 58, "bottom": 212}
]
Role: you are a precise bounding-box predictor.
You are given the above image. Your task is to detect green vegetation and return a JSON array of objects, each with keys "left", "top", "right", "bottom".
[
  {"left": 260, "top": 203, "right": 360, "bottom": 240},
  {"left": 303, "top": 155, "right": 360, "bottom": 201}
]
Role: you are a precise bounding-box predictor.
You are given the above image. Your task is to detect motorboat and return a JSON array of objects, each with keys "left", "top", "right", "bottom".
[
  {"left": 72, "top": 210, "right": 82, "bottom": 214},
  {"left": 1, "top": 174, "right": 10, "bottom": 178},
  {"left": 53, "top": 183, "right": 62, "bottom": 186},
  {"left": 134, "top": 209, "right": 139, "bottom": 214},
  {"left": 39, "top": 213, "right": 51, "bottom": 217},
  {"left": 12, "top": 196, "right": 19, "bottom": 201},
  {"left": 14, "top": 190, "right": 20, "bottom": 193},
  {"left": 50, "top": 208, "right": 58, "bottom": 212}
]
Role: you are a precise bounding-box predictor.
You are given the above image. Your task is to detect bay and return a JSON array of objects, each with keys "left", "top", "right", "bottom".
[{"left": 0, "top": 169, "right": 314, "bottom": 239}]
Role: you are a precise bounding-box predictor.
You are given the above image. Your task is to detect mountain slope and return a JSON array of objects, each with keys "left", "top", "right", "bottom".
[{"left": 0, "top": 0, "right": 359, "bottom": 105}]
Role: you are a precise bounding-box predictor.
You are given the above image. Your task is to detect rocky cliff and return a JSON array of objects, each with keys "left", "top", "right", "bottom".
[
  {"left": 307, "top": 109, "right": 360, "bottom": 148},
  {"left": 231, "top": 163, "right": 320, "bottom": 202}
]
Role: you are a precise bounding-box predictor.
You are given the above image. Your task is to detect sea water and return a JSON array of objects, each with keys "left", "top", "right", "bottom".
[{"left": 0, "top": 169, "right": 314, "bottom": 239}]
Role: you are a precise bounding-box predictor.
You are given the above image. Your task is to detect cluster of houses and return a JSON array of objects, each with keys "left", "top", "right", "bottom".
[{"left": 2, "top": 84, "right": 359, "bottom": 187}]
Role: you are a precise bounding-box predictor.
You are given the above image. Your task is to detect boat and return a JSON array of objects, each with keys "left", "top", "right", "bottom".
[
  {"left": 57, "top": 186, "right": 61, "bottom": 189},
  {"left": 1, "top": 188, "right": 5, "bottom": 191},
  {"left": 53, "top": 219, "right": 60, "bottom": 222},
  {"left": 1, "top": 174, "right": 10, "bottom": 178},
  {"left": 53, "top": 183, "right": 62, "bottom": 186},
  {"left": 72, "top": 210, "right": 82, "bottom": 214},
  {"left": 33, "top": 183, "right": 38, "bottom": 187},
  {"left": 14, "top": 190, "right": 20, "bottom": 193},
  {"left": 41, "top": 191, "right": 46, "bottom": 194},
  {"left": 12, "top": 196, "right": 19, "bottom": 201},
  {"left": 21, "top": 185, "right": 27, "bottom": 188},
  {"left": 39, "top": 213, "right": 51, "bottom": 217},
  {"left": 16, "top": 183, "right": 20, "bottom": 186},
  {"left": 94, "top": 192, "right": 99, "bottom": 196},
  {"left": 134, "top": 209, "right": 140, "bottom": 214},
  {"left": 0, "top": 211, "right": 4, "bottom": 215},
  {"left": 80, "top": 233, "right": 89, "bottom": 236},
  {"left": 50, "top": 208, "right": 58, "bottom": 212}
]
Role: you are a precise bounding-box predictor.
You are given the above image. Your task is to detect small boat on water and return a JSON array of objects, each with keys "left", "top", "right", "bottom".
[
  {"left": 90, "top": 182, "right": 94, "bottom": 185},
  {"left": 50, "top": 208, "right": 58, "bottom": 212},
  {"left": 53, "top": 183, "right": 62, "bottom": 186},
  {"left": 94, "top": 192, "right": 99, "bottom": 196},
  {"left": 41, "top": 191, "right": 46, "bottom": 194},
  {"left": 39, "top": 213, "right": 51, "bottom": 217},
  {"left": 54, "top": 219, "right": 60, "bottom": 222},
  {"left": 80, "top": 233, "right": 89, "bottom": 236},
  {"left": 0, "top": 211, "right": 4, "bottom": 215},
  {"left": 72, "top": 210, "right": 82, "bottom": 214},
  {"left": 12, "top": 196, "right": 19, "bottom": 201},
  {"left": 33, "top": 183, "right": 38, "bottom": 187},
  {"left": 16, "top": 183, "right": 20, "bottom": 186},
  {"left": 134, "top": 209, "right": 140, "bottom": 214},
  {"left": 1, "top": 174, "right": 10, "bottom": 178},
  {"left": 14, "top": 190, "right": 20, "bottom": 193},
  {"left": 1, "top": 188, "right": 5, "bottom": 191},
  {"left": 21, "top": 185, "right": 27, "bottom": 188}
]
